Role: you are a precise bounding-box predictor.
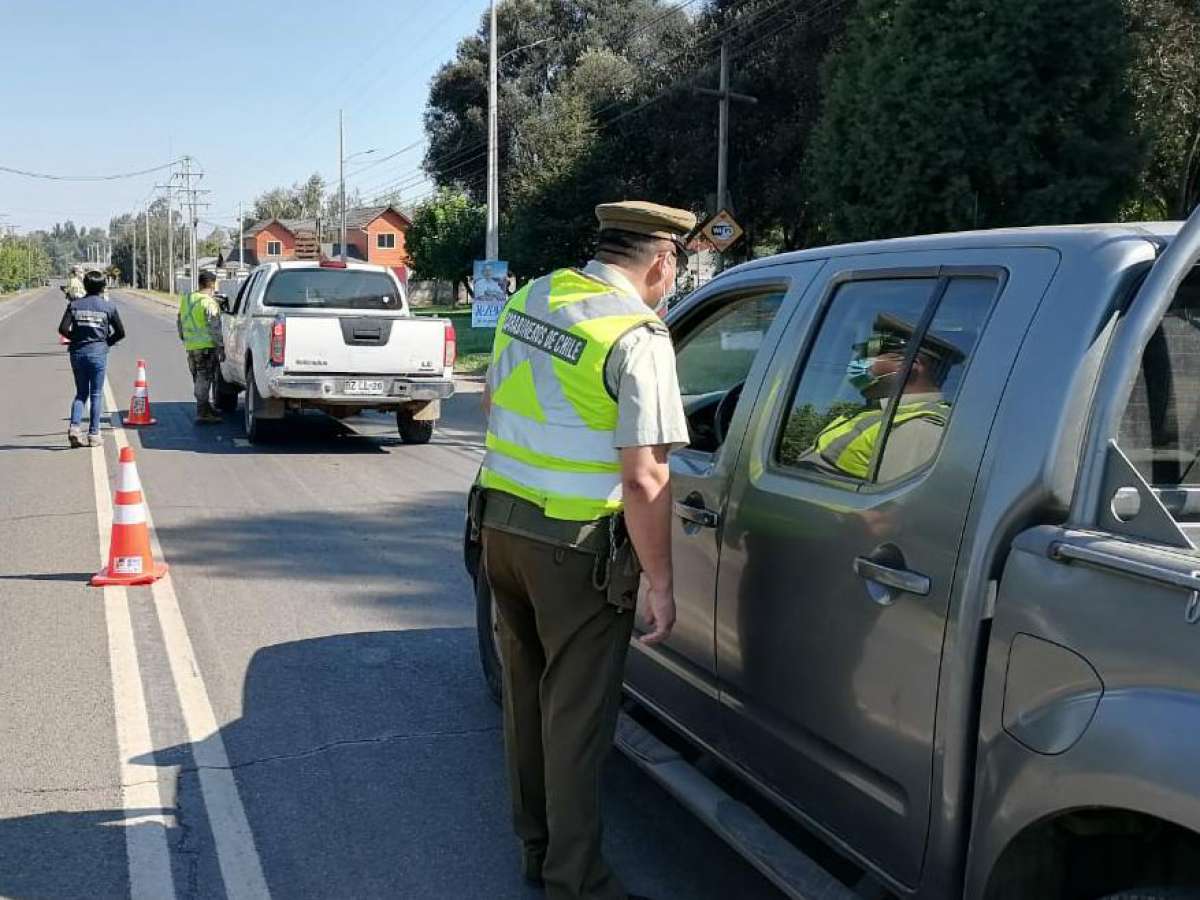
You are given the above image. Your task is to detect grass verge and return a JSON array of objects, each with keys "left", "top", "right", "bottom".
[{"left": 416, "top": 307, "right": 493, "bottom": 374}]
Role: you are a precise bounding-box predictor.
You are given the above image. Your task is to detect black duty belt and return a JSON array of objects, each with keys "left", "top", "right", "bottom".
[{"left": 478, "top": 489, "right": 611, "bottom": 553}]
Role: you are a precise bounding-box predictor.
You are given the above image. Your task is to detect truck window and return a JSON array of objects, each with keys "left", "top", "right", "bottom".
[
  {"left": 263, "top": 269, "right": 401, "bottom": 310},
  {"left": 1117, "top": 267, "right": 1200, "bottom": 522},
  {"left": 673, "top": 290, "right": 786, "bottom": 452},
  {"left": 777, "top": 275, "right": 995, "bottom": 484}
]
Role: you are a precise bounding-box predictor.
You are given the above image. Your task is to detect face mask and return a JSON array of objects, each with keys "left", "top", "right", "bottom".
[
  {"left": 653, "top": 292, "right": 671, "bottom": 318},
  {"left": 846, "top": 357, "right": 880, "bottom": 391}
]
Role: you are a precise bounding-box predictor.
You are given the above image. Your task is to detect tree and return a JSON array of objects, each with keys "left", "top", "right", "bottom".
[
  {"left": 1126, "top": 0, "right": 1200, "bottom": 218},
  {"left": 806, "top": 0, "right": 1141, "bottom": 243},
  {"left": 406, "top": 189, "right": 486, "bottom": 298},
  {"left": 424, "top": 0, "right": 689, "bottom": 201},
  {"left": 0, "top": 237, "right": 51, "bottom": 292},
  {"left": 199, "top": 228, "right": 228, "bottom": 258}
]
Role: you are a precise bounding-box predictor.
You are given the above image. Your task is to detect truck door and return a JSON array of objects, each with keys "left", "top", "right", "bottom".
[
  {"left": 714, "top": 249, "right": 1059, "bottom": 887},
  {"left": 624, "top": 262, "right": 824, "bottom": 751},
  {"left": 220, "top": 270, "right": 258, "bottom": 382}
]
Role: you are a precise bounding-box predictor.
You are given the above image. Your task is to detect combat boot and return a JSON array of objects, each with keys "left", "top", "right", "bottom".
[{"left": 195, "top": 406, "right": 222, "bottom": 425}]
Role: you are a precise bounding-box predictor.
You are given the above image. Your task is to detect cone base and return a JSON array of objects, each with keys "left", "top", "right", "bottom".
[
  {"left": 122, "top": 415, "right": 158, "bottom": 427},
  {"left": 91, "top": 562, "right": 168, "bottom": 587}
]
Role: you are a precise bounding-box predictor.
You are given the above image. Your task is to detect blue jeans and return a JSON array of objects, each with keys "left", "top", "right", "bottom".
[{"left": 69, "top": 343, "right": 109, "bottom": 435}]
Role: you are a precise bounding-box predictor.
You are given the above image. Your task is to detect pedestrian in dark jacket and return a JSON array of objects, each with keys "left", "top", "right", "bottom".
[{"left": 58, "top": 270, "right": 125, "bottom": 447}]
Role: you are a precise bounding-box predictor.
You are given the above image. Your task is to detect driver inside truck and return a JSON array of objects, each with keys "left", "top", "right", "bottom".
[{"left": 803, "top": 315, "right": 964, "bottom": 481}]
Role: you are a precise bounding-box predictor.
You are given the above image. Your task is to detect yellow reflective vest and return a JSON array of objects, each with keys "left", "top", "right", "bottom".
[
  {"left": 178, "top": 291, "right": 220, "bottom": 351},
  {"left": 480, "top": 268, "right": 660, "bottom": 521},
  {"left": 813, "top": 399, "right": 949, "bottom": 479}
]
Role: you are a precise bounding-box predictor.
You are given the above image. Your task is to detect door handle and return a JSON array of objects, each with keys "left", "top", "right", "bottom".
[
  {"left": 853, "top": 556, "right": 930, "bottom": 599},
  {"left": 673, "top": 494, "right": 719, "bottom": 529}
]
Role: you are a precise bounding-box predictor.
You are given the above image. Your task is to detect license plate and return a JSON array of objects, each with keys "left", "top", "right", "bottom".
[{"left": 344, "top": 379, "right": 386, "bottom": 396}]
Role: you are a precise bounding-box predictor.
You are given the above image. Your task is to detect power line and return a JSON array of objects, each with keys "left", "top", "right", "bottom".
[{"left": 0, "top": 157, "right": 182, "bottom": 182}]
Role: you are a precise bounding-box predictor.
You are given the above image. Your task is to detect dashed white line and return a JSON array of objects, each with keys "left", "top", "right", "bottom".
[{"left": 100, "top": 381, "right": 271, "bottom": 899}]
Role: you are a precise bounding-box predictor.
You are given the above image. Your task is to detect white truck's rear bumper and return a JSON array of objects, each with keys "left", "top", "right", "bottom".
[{"left": 264, "top": 373, "right": 455, "bottom": 404}]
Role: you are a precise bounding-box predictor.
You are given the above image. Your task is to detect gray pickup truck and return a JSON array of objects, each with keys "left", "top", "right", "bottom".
[{"left": 465, "top": 211, "right": 1200, "bottom": 900}]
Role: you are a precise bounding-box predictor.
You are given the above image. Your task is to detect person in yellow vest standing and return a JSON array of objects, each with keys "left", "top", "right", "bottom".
[
  {"left": 473, "top": 201, "right": 695, "bottom": 900},
  {"left": 61, "top": 266, "right": 86, "bottom": 302},
  {"left": 177, "top": 270, "right": 225, "bottom": 424}
]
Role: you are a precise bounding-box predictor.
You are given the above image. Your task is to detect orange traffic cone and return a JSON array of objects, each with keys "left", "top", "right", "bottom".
[
  {"left": 91, "top": 447, "right": 168, "bottom": 587},
  {"left": 123, "top": 359, "right": 157, "bottom": 426}
]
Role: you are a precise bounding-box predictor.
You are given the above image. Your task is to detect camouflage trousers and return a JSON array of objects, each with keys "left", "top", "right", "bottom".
[{"left": 186, "top": 348, "right": 220, "bottom": 415}]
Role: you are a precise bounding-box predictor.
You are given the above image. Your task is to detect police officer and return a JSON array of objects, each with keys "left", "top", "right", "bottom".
[
  {"left": 804, "top": 314, "right": 963, "bottom": 480},
  {"left": 61, "top": 266, "right": 85, "bottom": 302},
  {"left": 475, "top": 201, "right": 695, "bottom": 900},
  {"left": 177, "top": 270, "right": 225, "bottom": 424},
  {"left": 58, "top": 269, "right": 125, "bottom": 447}
]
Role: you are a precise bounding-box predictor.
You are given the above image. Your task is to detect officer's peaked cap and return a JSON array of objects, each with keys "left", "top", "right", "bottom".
[{"left": 595, "top": 201, "right": 697, "bottom": 242}]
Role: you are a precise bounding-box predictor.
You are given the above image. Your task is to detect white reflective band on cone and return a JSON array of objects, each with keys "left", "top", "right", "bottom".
[
  {"left": 113, "top": 503, "right": 148, "bottom": 526},
  {"left": 117, "top": 463, "right": 142, "bottom": 493}
]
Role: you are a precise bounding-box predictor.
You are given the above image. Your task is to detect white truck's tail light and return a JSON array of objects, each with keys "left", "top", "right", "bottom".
[
  {"left": 269, "top": 316, "right": 286, "bottom": 366},
  {"left": 444, "top": 320, "right": 457, "bottom": 369}
]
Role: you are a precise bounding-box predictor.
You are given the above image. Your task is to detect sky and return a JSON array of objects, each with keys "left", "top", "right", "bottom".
[{"left": 0, "top": 0, "right": 489, "bottom": 235}]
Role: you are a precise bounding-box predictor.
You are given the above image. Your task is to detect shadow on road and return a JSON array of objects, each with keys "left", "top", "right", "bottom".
[
  {"left": 147, "top": 629, "right": 535, "bottom": 898},
  {"left": 150, "top": 489, "right": 472, "bottom": 621},
  {"left": 126, "top": 402, "right": 478, "bottom": 457},
  {"left": 0, "top": 808, "right": 170, "bottom": 900},
  {"left": 0, "top": 635, "right": 782, "bottom": 898},
  {"left": 0, "top": 572, "right": 95, "bottom": 582}
]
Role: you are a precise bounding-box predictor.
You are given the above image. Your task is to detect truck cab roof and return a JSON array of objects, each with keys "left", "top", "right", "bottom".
[{"left": 724, "top": 221, "right": 1184, "bottom": 277}]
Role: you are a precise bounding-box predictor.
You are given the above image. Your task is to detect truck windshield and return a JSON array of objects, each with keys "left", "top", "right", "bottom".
[{"left": 263, "top": 269, "right": 401, "bottom": 310}]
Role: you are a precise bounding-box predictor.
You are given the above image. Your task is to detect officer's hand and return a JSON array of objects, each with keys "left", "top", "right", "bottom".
[{"left": 638, "top": 578, "right": 676, "bottom": 646}]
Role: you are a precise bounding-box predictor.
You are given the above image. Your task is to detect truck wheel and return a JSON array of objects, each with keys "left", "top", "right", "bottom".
[
  {"left": 244, "top": 364, "right": 273, "bottom": 445},
  {"left": 397, "top": 409, "right": 434, "bottom": 444},
  {"left": 214, "top": 367, "right": 240, "bottom": 413},
  {"left": 475, "top": 567, "right": 502, "bottom": 705}
]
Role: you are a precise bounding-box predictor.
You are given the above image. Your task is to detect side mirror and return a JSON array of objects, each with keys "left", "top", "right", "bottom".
[{"left": 215, "top": 293, "right": 231, "bottom": 313}]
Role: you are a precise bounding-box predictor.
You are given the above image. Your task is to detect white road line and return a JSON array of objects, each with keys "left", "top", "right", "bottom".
[
  {"left": 90, "top": 438, "right": 177, "bottom": 900},
  {"left": 102, "top": 381, "right": 272, "bottom": 900},
  {"left": 0, "top": 290, "right": 44, "bottom": 324}
]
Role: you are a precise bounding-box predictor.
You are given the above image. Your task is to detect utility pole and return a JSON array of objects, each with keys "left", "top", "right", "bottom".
[
  {"left": 698, "top": 42, "right": 757, "bottom": 216},
  {"left": 485, "top": 0, "right": 499, "bottom": 261},
  {"left": 174, "top": 156, "right": 209, "bottom": 293},
  {"left": 339, "top": 110, "right": 346, "bottom": 262},
  {"left": 131, "top": 220, "right": 138, "bottom": 289},
  {"left": 696, "top": 42, "right": 756, "bottom": 271},
  {"left": 145, "top": 207, "right": 152, "bottom": 291},
  {"left": 165, "top": 181, "right": 174, "bottom": 294}
]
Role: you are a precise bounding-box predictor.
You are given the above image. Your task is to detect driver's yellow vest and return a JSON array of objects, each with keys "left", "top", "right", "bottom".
[
  {"left": 480, "top": 268, "right": 660, "bottom": 521},
  {"left": 814, "top": 400, "right": 949, "bottom": 478},
  {"left": 179, "top": 291, "right": 219, "bottom": 351}
]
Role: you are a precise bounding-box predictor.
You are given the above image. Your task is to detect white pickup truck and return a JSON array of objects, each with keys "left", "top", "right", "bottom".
[{"left": 216, "top": 260, "right": 456, "bottom": 445}]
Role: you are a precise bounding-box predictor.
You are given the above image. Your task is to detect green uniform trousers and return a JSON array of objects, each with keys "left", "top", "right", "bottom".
[{"left": 482, "top": 525, "right": 635, "bottom": 900}]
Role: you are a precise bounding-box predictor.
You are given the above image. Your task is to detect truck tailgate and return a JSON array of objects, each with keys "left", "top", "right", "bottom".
[{"left": 283, "top": 315, "right": 446, "bottom": 375}]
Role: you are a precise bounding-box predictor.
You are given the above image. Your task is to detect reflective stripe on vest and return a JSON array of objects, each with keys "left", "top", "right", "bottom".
[
  {"left": 814, "top": 400, "right": 949, "bottom": 478},
  {"left": 179, "top": 292, "right": 217, "bottom": 351},
  {"left": 479, "top": 268, "right": 659, "bottom": 521}
]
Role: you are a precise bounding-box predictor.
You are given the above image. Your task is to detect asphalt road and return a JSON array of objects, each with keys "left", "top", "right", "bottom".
[{"left": 0, "top": 288, "right": 783, "bottom": 899}]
